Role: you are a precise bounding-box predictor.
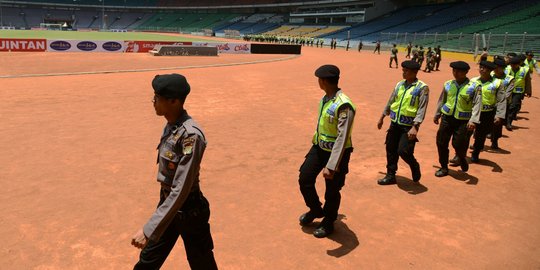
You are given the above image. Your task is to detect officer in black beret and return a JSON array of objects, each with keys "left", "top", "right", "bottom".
[
  {"left": 132, "top": 74, "right": 218, "bottom": 269},
  {"left": 466, "top": 61, "right": 506, "bottom": 162},
  {"left": 433, "top": 61, "right": 482, "bottom": 177},
  {"left": 298, "top": 65, "right": 356, "bottom": 238},
  {"left": 505, "top": 57, "right": 532, "bottom": 130},
  {"left": 525, "top": 51, "right": 539, "bottom": 76},
  {"left": 491, "top": 58, "right": 515, "bottom": 149},
  {"left": 377, "top": 60, "right": 429, "bottom": 185}
]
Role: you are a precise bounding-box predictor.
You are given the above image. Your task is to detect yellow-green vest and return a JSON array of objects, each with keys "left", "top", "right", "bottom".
[
  {"left": 440, "top": 79, "right": 479, "bottom": 120},
  {"left": 389, "top": 79, "right": 427, "bottom": 126},
  {"left": 505, "top": 66, "right": 527, "bottom": 93},
  {"left": 525, "top": 58, "right": 537, "bottom": 72},
  {"left": 472, "top": 76, "right": 502, "bottom": 112},
  {"left": 313, "top": 92, "right": 356, "bottom": 152}
]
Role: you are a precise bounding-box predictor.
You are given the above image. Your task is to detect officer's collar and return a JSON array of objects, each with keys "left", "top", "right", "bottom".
[
  {"left": 168, "top": 110, "right": 190, "bottom": 130},
  {"left": 324, "top": 89, "right": 342, "bottom": 102}
]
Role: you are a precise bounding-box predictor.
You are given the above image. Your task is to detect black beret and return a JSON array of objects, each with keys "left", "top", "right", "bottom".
[
  {"left": 450, "top": 61, "right": 470, "bottom": 71},
  {"left": 315, "top": 64, "right": 340, "bottom": 78},
  {"left": 509, "top": 57, "right": 521, "bottom": 65},
  {"left": 507, "top": 52, "right": 517, "bottom": 57},
  {"left": 401, "top": 60, "right": 421, "bottom": 70},
  {"left": 152, "top": 74, "right": 190, "bottom": 99},
  {"left": 479, "top": 60, "right": 497, "bottom": 70},
  {"left": 519, "top": 54, "right": 527, "bottom": 60},
  {"left": 526, "top": 51, "right": 533, "bottom": 56},
  {"left": 494, "top": 58, "right": 507, "bottom": 67}
]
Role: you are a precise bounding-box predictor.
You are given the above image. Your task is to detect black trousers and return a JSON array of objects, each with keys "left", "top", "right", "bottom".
[
  {"left": 298, "top": 145, "right": 352, "bottom": 226},
  {"left": 134, "top": 190, "right": 217, "bottom": 270},
  {"left": 472, "top": 110, "right": 495, "bottom": 154},
  {"left": 492, "top": 104, "right": 509, "bottom": 143},
  {"left": 436, "top": 115, "right": 472, "bottom": 169},
  {"left": 389, "top": 56, "right": 398, "bottom": 67},
  {"left": 385, "top": 123, "right": 419, "bottom": 175},
  {"left": 507, "top": 93, "right": 523, "bottom": 126}
]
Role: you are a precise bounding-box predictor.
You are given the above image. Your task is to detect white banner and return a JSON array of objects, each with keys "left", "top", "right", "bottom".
[
  {"left": 47, "top": 40, "right": 125, "bottom": 52},
  {"left": 192, "top": 42, "right": 251, "bottom": 54}
]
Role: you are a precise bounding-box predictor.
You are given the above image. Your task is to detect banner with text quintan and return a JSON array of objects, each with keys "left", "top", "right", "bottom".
[
  {"left": 123, "top": 41, "right": 193, "bottom": 53},
  {"left": 47, "top": 40, "right": 126, "bottom": 52},
  {"left": 0, "top": 38, "right": 47, "bottom": 52},
  {"left": 192, "top": 42, "right": 251, "bottom": 54}
]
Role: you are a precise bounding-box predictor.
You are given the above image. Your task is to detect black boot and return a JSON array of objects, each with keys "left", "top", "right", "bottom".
[
  {"left": 299, "top": 210, "right": 324, "bottom": 226},
  {"left": 377, "top": 174, "right": 397, "bottom": 185},
  {"left": 435, "top": 167, "right": 449, "bottom": 177},
  {"left": 411, "top": 163, "right": 421, "bottom": 182}
]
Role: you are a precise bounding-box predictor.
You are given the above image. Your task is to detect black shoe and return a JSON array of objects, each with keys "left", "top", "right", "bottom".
[
  {"left": 449, "top": 155, "right": 460, "bottom": 166},
  {"left": 299, "top": 211, "right": 324, "bottom": 226},
  {"left": 505, "top": 124, "right": 513, "bottom": 131},
  {"left": 491, "top": 141, "right": 499, "bottom": 149},
  {"left": 411, "top": 163, "right": 421, "bottom": 182},
  {"left": 460, "top": 159, "right": 469, "bottom": 172},
  {"left": 435, "top": 168, "right": 449, "bottom": 177},
  {"left": 313, "top": 225, "right": 334, "bottom": 238},
  {"left": 486, "top": 133, "right": 492, "bottom": 139},
  {"left": 377, "top": 174, "right": 397, "bottom": 185},
  {"left": 470, "top": 153, "right": 479, "bottom": 163}
]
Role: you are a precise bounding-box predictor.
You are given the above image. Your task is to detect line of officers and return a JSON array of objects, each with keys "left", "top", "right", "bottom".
[{"left": 377, "top": 52, "right": 537, "bottom": 184}]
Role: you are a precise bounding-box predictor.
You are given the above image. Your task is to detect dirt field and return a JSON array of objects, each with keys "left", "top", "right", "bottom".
[{"left": 1, "top": 39, "right": 540, "bottom": 269}]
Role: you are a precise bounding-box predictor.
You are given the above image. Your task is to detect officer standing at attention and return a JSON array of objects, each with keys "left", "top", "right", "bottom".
[
  {"left": 505, "top": 57, "right": 532, "bottom": 130},
  {"left": 298, "top": 65, "right": 356, "bottom": 238},
  {"left": 377, "top": 60, "right": 429, "bottom": 185},
  {"left": 468, "top": 61, "right": 506, "bottom": 162},
  {"left": 389, "top": 44, "right": 398, "bottom": 68},
  {"left": 433, "top": 61, "right": 482, "bottom": 177},
  {"left": 131, "top": 74, "right": 218, "bottom": 270},
  {"left": 491, "top": 58, "right": 515, "bottom": 149}
]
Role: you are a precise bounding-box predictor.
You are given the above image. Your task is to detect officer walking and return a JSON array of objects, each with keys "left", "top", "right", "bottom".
[
  {"left": 374, "top": 40, "right": 381, "bottom": 54},
  {"left": 505, "top": 57, "right": 532, "bottom": 130},
  {"left": 132, "top": 74, "right": 218, "bottom": 270},
  {"left": 389, "top": 44, "right": 398, "bottom": 68},
  {"left": 525, "top": 51, "right": 539, "bottom": 76},
  {"left": 491, "top": 58, "right": 515, "bottom": 149},
  {"left": 377, "top": 60, "right": 429, "bottom": 185},
  {"left": 298, "top": 65, "right": 356, "bottom": 238},
  {"left": 434, "top": 45, "right": 442, "bottom": 71},
  {"left": 406, "top": 42, "right": 412, "bottom": 59},
  {"left": 433, "top": 61, "right": 482, "bottom": 177},
  {"left": 468, "top": 61, "right": 506, "bottom": 162}
]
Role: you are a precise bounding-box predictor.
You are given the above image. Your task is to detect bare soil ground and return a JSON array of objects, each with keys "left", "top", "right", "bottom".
[{"left": 1, "top": 41, "right": 539, "bottom": 269}]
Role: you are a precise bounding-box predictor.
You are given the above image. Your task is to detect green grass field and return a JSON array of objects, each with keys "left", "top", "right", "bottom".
[{"left": 0, "top": 30, "right": 214, "bottom": 42}]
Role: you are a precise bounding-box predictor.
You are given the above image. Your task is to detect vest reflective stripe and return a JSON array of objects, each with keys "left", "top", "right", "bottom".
[
  {"left": 525, "top": 59, "right": 537, "bottom": 72},
  {"left": 389, "top": 79, "right": 426, "bottom": 126},
  {"left": 472, "top": 76, "right": 501, "bottom": 112},
  {"left": 506, "top": 66, "right": 527, "bottom": 93},
  {"left": 313, "top": 92, "right": 356, "bottom": 152},
  {"left": 441, "top": 79, "right": 477, "bottom": 120}
]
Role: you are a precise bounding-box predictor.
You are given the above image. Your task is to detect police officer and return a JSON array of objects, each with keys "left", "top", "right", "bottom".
[
  {"left": 411, "top": 45, "right": 419, "bottom": 63},
  {"left": 377, "top": 60, "right": 429, "bottom": 185},
  {"left": 491, "top": 58, "right": 515, "bottom": 149},
  {"left": 389, "top": 44, "right": 398, "bottom": 68},
  {"left": 434, "top": 45, "right": 442, "bottom": 71},
  {"left": 374, "top": 40, "right": 381, "bottom": 54},
  {"left": 406, "top": 42, "right": 412, "bottom": 59},
  {"left": 132, "top": 74, "right": 218, "bottom": 270},
  {"left": 433, "top": 61, "right": 482, "bottom": 177},
  {"left": 505, "top": 57, "right": 532, "bottom": 130},
  {"left": 417, "top": 46, "right": 425, "bottom": 67},
  {"left": 298, "top": 65, "right": 356, "bottom": 238},
  {"left": 468, "top": 61, "right": 506, "bottom": 162},
  {"left": 525, "top": 51, "right": 539, "bottom": 75}
]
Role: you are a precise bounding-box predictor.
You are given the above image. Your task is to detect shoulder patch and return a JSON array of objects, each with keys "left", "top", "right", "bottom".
[{"left": 182, "top": 137, "right": 196, "bottom": 155}]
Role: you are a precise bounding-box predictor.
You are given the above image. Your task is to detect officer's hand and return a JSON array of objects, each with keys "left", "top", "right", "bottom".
[
  {"left": 377, "top": 117, "right": 384, "bottom": 130},
  {"left": 467, "top": 122, "right": 476, "bottom": 131},
  {"left": 131, "top": 229, "right": 148, "bottom": 249},
  {"left": 408, "top": 126, "right": 418, "bottom": 140},
  {"left": 433, "top": 115, "right": 440, "bottom": 125},
  {"left": 323, "top": 167, "right": 335, "bottom": 180}
]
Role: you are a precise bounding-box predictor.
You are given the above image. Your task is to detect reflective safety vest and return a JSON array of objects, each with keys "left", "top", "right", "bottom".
[
  {"left": 471, "top": 76, "right": 502, "bottom": 112},
  {"left": 505, "top": 66, "right": 528, "bottom": 93},
  {"left": 389, "top": 79, "right": 427, "bottom": 126},
  {"left": 440, "top": 79, "right": 479, "bottom": 120},
  {"left": 525, "top": 58, "right": 537, "bottom": 72},
  {"left": 313, "top": 92, "right": 356, "bottom": 152}
]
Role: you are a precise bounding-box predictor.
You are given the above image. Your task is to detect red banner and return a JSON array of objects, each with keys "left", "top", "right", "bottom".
[
  {"left": 123, "top": 41, "right": 193, "bottom": 53},
  {"left": 0, "top": 38, "right": 47, "bottom": 52}
]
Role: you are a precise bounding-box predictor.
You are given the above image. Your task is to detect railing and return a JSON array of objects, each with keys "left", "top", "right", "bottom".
[{"left": 380, "top": 32, "right": 540, "bottom": 55}]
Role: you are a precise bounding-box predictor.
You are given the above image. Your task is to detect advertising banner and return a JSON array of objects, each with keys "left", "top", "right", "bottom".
[
  {"left": 123, "top": 41, "right": 193, "bottom": 53},
  {"left": 0, "top": 38, "right": 47, "bottom": 52},
  {"left": 47, "top": 40, "right": 125, "bottom": 52},
  {"left": 192, "top": 42, "right": 251, "bottom": 54}
]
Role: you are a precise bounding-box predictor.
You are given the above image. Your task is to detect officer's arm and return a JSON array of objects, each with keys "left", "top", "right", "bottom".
[
  {"left": 525, "top": 72, "right": 532, "bottom": 96},
  {"left": 381, "top": 88, "right": 397, "bottom": 117},
  {"left": 495, "top": 83, "right": 507, "bottom": 119},
  {"left": 143, "top": 134, "right": 205, "bottom": 242},
  {"left": 505, "top": 79, "right": 515, "bottom": 99},
  {"left": 326, "top": 106, "right": 354, "bottom": 171},
  {"left": 434, "top": 87, "right": 446, "bottom": 118},
  {"left": 413, "top": 85, "right": 430, "bottom": 127},
  {"left": 469, "top": 85, "right": 482, "bottom": 125}
]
